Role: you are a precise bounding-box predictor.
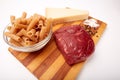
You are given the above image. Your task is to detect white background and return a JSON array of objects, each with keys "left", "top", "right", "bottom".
[{"left": 0, "top": 0, "right": 120, "bottom": 80}]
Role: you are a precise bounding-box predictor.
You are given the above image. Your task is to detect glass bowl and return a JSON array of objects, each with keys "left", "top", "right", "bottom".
[{"left": 3, "top": 24, "right": 52, "bottom": 52}]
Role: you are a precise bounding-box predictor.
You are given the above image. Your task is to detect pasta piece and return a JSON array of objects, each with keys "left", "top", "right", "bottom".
[
  {"left": 19, "top": 36, "right": 30, "bottom": 46},
  {"left": 39, "top": 26, "right": 47, "bottom": 40},
  {"left": 15, "top": 18, "right": 21, "bottom": 24},
  {"left": 16, "top": 28, "right": 27, "bottom": 36},
  {"left": 20, "top": 18, "right": 27, "bottom": 24},
  {"left": 10, "top": 16, "right": 15, "bottom": 24},
  {"left": 30, "top": 35, "right": 38, "bottom": 42},
  {"left": 22, "top": 36, "right": 30, "bottom": 42},
  {"left": 32, "top": 31, "right": 39, "bottom": 42},
  {"left": 45, "top": 18, "right": 52, "bottom": 33},
  {"left": 14, "top": 23, "right": 27, "bottom": 29},
  {"left": 5, "top": 32, "right": 21, "bottom": 42},
  {"left": 21, "top": 12, "right": 27, "bottom": 18},
  {"left": 10, "top": 26, "right": 18, "bottom": 34},
  {"left": 40, "top": 15, "right": 46, "bottom": 22},
  {"left": 9, "top": 39, "right": 22, "bottom": 46},
  {"left": 27, "top": 17, "right": 39, "bottom": 31},
  {"left": 38, "top": 20, "right": 44, "bottom": 28},
  {"left": 19, "top": 40, "right": 25, "bottom": 46},
  {"left": 26, "top": 29, "right": 38, "bottom": 42},
  {"left": 27, "top": 29, "right": 36, "bottom": 37},
  {"left": 35, "top": 31, "right": 39, "bottom": 39}
]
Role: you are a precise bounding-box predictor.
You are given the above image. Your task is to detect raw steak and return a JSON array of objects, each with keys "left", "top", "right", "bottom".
[{"left": 54, "top": 25, "right": 95, "bottom": 65}]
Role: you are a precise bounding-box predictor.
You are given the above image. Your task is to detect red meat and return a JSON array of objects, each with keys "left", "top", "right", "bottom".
[{"left": 54, "top": 25, "right": 95, "bottom": 65}]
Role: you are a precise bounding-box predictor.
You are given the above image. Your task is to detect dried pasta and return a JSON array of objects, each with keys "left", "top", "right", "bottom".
[
  {"left": 9, "top": 39, "right": 22, "bottom": 46},
  {"left": 27, "top": 29, "right": 36, "bottom": 37},
  {"left": 16, "top": 28, "right": 27, "bottom": 36},
  {"left": 9, "top": 26, "right": 18, "bottom": 34},
  {"left": 14, "top": 23, "right": 27, "bottom": 29},
  {"left": 27, "top": 17, "right": 39, "bottom": 31},
  {"left": 5, "top": 32, "right": 21, "bottom": 42},
  {"left": 4, "top": 12, "right": 51, "bottom": 47},
  {"left": 21, "top": 12, "right": 27, "bottom": 18},
  {"left": 10, "top": 16, "right": 15, "bottom": 24}
]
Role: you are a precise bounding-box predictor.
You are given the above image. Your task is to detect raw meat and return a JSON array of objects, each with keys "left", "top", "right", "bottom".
[{"left": 54, "top": 25, "right": 95, "bottom": 65}]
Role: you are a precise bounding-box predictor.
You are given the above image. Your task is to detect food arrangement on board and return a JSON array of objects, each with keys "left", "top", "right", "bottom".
[{"left": 3, "top": 8, "right": 107, "bottom": 80}]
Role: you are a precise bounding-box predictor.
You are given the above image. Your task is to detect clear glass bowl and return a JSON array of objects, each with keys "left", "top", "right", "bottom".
[{"left": 3, "top": 24, "right": 52, "bottom": 52}]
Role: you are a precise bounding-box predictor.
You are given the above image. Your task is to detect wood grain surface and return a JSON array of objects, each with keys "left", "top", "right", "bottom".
[{"left": 8, "top": 17, "right": 107, "bottom": 80}]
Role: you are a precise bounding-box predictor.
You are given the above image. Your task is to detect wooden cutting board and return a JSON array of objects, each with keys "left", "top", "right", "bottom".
[{"left": 8, "top": 17, "right": 107, "bottom": 80}]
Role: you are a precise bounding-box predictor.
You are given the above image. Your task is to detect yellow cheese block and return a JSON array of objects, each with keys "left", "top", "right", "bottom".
[{"left": 46, "top": 8, "right": 89, "bottom": 25}]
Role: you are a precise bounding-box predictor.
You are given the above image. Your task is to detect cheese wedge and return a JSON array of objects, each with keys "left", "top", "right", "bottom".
[{"left": 46, "top": 8, "right": 89, "bottom": 25}]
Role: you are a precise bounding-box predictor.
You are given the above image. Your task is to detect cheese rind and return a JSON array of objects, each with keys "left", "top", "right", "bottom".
[{"left": 46, "top": 8, "right": 89, "bottom": 25}]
